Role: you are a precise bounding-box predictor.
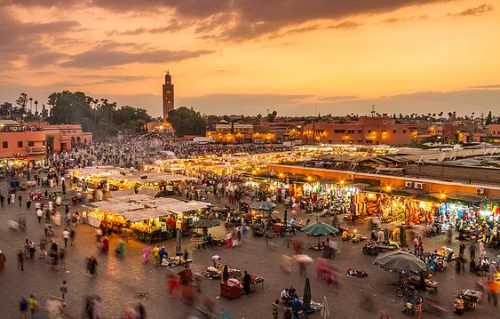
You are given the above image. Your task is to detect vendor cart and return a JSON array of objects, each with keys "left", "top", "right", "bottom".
[
  {"left": 408, "top": 275, "right": 438, "bottom": 293},
  {"left": 220, "top": 279, "right": 241, "bottom": 299}
]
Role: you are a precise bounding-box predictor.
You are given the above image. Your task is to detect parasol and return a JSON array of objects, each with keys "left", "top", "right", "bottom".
[
  {"left": 373, "top": 250, "right": 427, "bottom": 274},
  {"left": 250, "top": 201, "right": 276, "bottom": 211},
  {"left": 302, "top": 222, "right": 339, "bottom": 237},
  {"left": 303, "top": 277, "right": 312, "bottom": 311},
  {"left": 190, "top": 219, "right": 220, "bottom": 228},
  {"left": 302, "top": 222, "right": 339, "bottom": 246},
  {"left": 190, "top": 219, "right": 220, "bottom": 235}
]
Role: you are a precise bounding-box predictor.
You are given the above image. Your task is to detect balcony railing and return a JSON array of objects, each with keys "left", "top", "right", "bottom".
[{"left": 26, "top": 147, "right": 46, "bottom": 154}]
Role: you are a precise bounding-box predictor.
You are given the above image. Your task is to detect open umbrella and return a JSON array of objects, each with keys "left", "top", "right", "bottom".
[
  {"left": 250, "top": 201, "right": 276, "bottom": 211},
  {"left": 302, "top": 222, "right": 339, "bottom": 246},
  {"left": 374, "top": 251, "right": 427, "bottom": 274},
  {"left": 303, "top": 277, "right": 312, "bottom": 311},
  {"left": 302, "top": 222, "right": 339, "bottom": 237},
  {"left": 191, "top": 219, "right": 220, "bottom": 236}
]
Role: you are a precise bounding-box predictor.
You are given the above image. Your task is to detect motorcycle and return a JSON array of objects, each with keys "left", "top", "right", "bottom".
[
  {"left": 396, "top": 281, "right": 417, "bottom": 298},
  {"left": 454, "top": 289, "right": 480, "bottom": 314}
]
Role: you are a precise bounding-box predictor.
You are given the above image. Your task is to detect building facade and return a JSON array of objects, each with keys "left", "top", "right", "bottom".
[
  {"left": 41, "top": 124, "right": 92, "bottom": 153},
  {"left": 162, "top": 72, "right": 175, "bottom": 120},
  {"left": 0, "top": 120, "right": 46, "bottom": 166},
  {"left": 302, "top": 117, "right": 417, "bottom": 145}
]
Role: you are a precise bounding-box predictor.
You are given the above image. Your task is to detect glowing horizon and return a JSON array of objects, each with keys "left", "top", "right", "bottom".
[{"left": 1, "top": 0, "right": 499, "bottom": 117}]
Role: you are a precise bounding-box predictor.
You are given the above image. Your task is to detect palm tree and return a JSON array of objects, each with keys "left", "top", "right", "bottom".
[
  {"left": 29, "top": 97, "right": 33, "bottom": 114},
  {"left": 34, "top": 100, "right": 38, "bottom": 115}
]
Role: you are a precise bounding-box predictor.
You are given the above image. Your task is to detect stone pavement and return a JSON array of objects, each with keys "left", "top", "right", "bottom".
[{"left": 0, "top": 189, "right": 498, "bottom": 319}]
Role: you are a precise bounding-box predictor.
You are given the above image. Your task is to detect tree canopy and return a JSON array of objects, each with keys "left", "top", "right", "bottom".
[
  {"left": 47, "top": 91, "right": 151, "bottom": 137},
  {"left": 168, "top": 107, "right": 206, "bottom": 136}
]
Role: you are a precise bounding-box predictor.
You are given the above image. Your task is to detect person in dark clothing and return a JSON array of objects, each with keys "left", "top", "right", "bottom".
[
  {"left": 243, "top": 271, "right": 251, "bottom": 295},
  {"left": 17, "top": 250, "right": 24, "bottom": 271},
  {"left": 455, "top": 259, "right": 461, "bottom": 274},
  {"left": 459, "top": 243, "right": 465, "bottom": 258},
  {"left": 136, "top": 302, "right": 147, "bottom": 319},
  {"left": 0, "top": 194, "right": 4, "bottom": 207},
  {"left": 19, "top": 296, "right": 28, "bottom": 319},
  {"left": 469, "top": 244, "right": 476, "bottom": 262}
]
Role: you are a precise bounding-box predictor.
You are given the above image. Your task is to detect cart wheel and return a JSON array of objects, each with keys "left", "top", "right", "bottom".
[{"left": 396, "top": 288, "right": 404, "bottom": 297}]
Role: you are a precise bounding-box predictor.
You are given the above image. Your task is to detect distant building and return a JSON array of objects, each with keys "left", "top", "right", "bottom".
[
  {"left": 207, "top": 120, "right": 254, "bottom": 143},
  {"left": 39, "top": 124, "right": 92, "bottom": 153},
  {"left": 483, "top": 123, "right": 500, "bottom": 144},
  {"left": 0, "top": 120, "right": 46, "bottom": 167},
  {"left": 162, "top": 71, "right": 175, "bottom": 120},
  {"left": 302, "top": 117, "right": 418, "bottom": 145}
]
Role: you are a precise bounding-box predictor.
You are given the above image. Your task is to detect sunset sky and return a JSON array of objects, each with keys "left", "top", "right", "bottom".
[{"left": 1, "top": 0, "right": 499, "bottom": 117}]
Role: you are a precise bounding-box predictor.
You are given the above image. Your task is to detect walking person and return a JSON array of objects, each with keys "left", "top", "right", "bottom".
[
  {"left": 243, "top": 271, "right": 251, "bottom": 295},
  {"left": 272, "top": 299, "right": 279, "bottom": 319},
  {"left": 0, "top": 193, "right": 4, "bottom": 207},
  {"left": 69, "top": 229, "right": 76, "bottom": 247},
  {"left": 60, "top": 280, "right": 68, "bottom": 304},
  {"left": 469, "top": 243, "right": 476, "bottom": 262},
  {"left": 0, "top": 249, "right": 6, "bottom": 272},
  {"left": 62, "top": 228, "right": 70, "bottom": 248},
  {"left": 19, "top": 296, "right": 29, "bottom": 319},
  {"left": 18, "top": 193, "right": 22, "bottom": 207},
  {"left": 17, "top": 249, "right": 25, "bottom": 271},
  {"left": 28, "top": 295, "right": 38, "bottom": 317}
]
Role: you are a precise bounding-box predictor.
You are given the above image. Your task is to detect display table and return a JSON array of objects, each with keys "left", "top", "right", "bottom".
[
  {"left": 273, "top": 223, "right": 284, "bottom": 233},
  {"left": 220, "top": 281, "right": 241, "bottom": 299}
]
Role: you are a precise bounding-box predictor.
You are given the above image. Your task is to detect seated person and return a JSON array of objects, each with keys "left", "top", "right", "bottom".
[
  {"left": 288, "top": 286, "right": 298, "bottom": 299},
  {"left": 280, "top": 288, "right": 290, "bottom": 304},
  {"left": 291, "top": 298, "right": 302, "bottom": 312},
  {"left": 347, "top": 268, "right": 367, "bottom": 277}
]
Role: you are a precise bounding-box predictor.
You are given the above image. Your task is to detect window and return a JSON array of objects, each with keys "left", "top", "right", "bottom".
[
  {"left": 18, "top": 141, "right": 23, "bottom": 147},
  {"left": 28, "top": 141, "right": 34, "bottom": 147},
  {"left": 393, "top": 130, "right": 396, "bottom": 133},
  {"left": 367, "top": 130, "right": 372, "bottom": 133},
  {"left": 2, "top": 142, "right": 8, "bottom": 148},
  {"left": 42, "top": 141, "right": 46, "bottom": 146},
  {"left": 403, "top": 130, "right": 407, "bottom": 133},
  {"left": 358, "top": 130, "right": 362, "bottom": 134}
]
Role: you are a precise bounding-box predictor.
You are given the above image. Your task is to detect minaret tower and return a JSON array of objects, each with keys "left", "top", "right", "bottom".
[{"left": 162, "top": 71, "right": 174, "bottom": 120}]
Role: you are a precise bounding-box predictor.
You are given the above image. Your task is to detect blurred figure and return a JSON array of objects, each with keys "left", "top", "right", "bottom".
[
  {"left": 0, "top": 249, "right": 5, "bottom": 272},
  {"left": 134, "top": 303, "right": 146, "bottom": 319},
  {"left": 86, "top": 256, "right": 98, "bottom": 277},
  {"left": 280, "top": 255, "right": 292, "bottom": 274},
  {"left": 142, "top": 246, "right": 150, "bottom": 264}
]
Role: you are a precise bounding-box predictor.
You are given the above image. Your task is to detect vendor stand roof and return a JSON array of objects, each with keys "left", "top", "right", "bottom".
[
  {"left": 90, "top": 202, "right": 144, "bottom": 214},
  {"left": 119, "top": 208, "right": 169, "bottom": 222}
]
